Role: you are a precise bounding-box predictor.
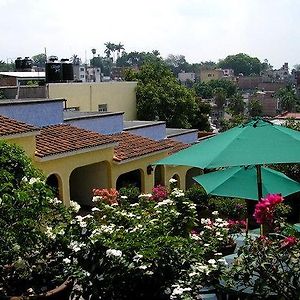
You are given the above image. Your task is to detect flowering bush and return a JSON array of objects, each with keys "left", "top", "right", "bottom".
[
  {"left": 222, "top": 235, "right": 300, "bottom": 299},
  {"left": 151, "top": 184, "right": 168, "bottom": 201},
  {"left": 92, "top": 188, "right": 119, "bottom": 205},
  {"left": 221, "top": 194, "right": 299, "bottom": 299},
  {"left": 70, "top": 187, "right": 225, "bottom": 300},
  {"left": 0, "top": 141, "right": 75, "bottom": 297}
]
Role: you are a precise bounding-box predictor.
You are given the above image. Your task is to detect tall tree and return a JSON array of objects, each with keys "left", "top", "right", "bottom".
[
  {"left": 31, "top": 53, "right": 46, "bottom": 68},
  {"left": 248, "top": 99, "right": 263, "bottom": 117},
  {"left": 135, "top": 59, "right": 209, "bottom": 129},
  {"left": 218, "top": 53, "right": 263, "bottom": 76},
  {"left": 115, "top": 43, "right": 125, "bottom": 60},
  {"left": 164, "top": 54, "right": 190, "bottom": 76},
  {"left": 277, "top": 86, "right": 298, "bottom": 112},
  {"left": 70, "top": 54, "right": 81, "bottom": 65},
  {"left": 228, "top": 93, "right": 245, "bottom": 115},
  {"left": 104, "top": 42, "right": 117, "bottom": 61}
]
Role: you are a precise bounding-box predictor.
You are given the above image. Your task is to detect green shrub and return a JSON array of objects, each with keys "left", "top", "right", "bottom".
[{"left": 119, "top": 184, "right": 140, "bottom": 203}]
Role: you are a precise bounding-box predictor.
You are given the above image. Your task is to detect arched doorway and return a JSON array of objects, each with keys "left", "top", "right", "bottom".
[
  {"left": 46, "top": 173, "right": 62, "bottom": 200},
  {"left": 154, "top": 165, "right": 165, "bottom": 186},
  {"left": 116, "top": 169, "right": 142, "bottom": 192},
  {"left": 185, "top": 167, "right": 203, "bottom": 190},
  {"left": 69, "top": 161, "right": 109, "bottom": 207},
  {"left": 170, "top": 174, "right": 180, "bottom": 188}
]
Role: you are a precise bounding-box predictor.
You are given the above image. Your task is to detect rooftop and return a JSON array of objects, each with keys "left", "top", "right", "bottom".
[
  {"left": 110, "top": 132, "right": 172, "bottom": 162},
  {"left": 0, "top": 72, "right": 45, "bottom": 78},
  {"left": 0, "top": 98, "right": 65, "bottom": 105},
  {"left": 159, "top": 138, "right": 190, "bottom": 155},
  {"left": 123, "top": 120, "right": 166, "bottom": 130},
  {"left": 36, "top": 124, "right": 116, "bottom": 158},
  {"left": 0, "top": 115, "right": 39, "bottom": 137},
  {"left": 64, "top": 111, "right": 124, "bottom": 121},
  {"left": 274, "top": 112, "right": 300, "bottom": 120},
  {"left": 166, "top": 128, "right": 198, "bottom": 137}
]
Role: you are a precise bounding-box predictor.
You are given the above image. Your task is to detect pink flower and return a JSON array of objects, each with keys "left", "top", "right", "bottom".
[
  {"left": 151, "top": 185, "right": 168, "bottom": 202},
  {"left": 253, "top": 194, "right": 284, "bottom": 225},
  {"left": 281, "top": 236, "right": 297, "bottom": 248}
]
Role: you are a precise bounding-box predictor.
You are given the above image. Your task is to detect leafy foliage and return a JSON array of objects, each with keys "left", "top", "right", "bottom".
[
  {"left": 218, "top": 53, "right": 264, "bottom": 76},
  {"left": 31, "top": 53, "right": 46, "bottom": 68},
  {"left": 135, "top": 59, "right": 209, "bottom": 129}
]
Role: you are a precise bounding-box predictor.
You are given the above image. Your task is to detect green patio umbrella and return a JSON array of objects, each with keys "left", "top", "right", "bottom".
[
  {"left": 193, "top": 165, "right": 300, "bottom": 200},
  {"left": 156, "top": 118, "right": 300, "bottom": 201}
]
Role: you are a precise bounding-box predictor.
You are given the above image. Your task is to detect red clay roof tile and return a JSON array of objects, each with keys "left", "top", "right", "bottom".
[
  {"left": 0, "top": 115, "right": 38, "bottom": 136},
  {"left": 159, "top": 138, "right": 190, "bottom": 155},
  {"left": 36, "top": 124, "right": 116, "bottom": 158},
  {"left": 110, "top": 132, "right": 172, "bottom": 162}
]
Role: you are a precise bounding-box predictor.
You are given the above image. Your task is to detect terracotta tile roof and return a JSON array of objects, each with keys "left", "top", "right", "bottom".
[
  {"left": 275, "top": 112, "right": 300, "bottom": 119},
  {"left": 110, "top": 132, "right": 172, "bottom": 162},
  {"left": 159, "top": 138, "right": 190, "bottom": 155},
  {"left": 0, "top": 115, "right": 39, "bottom": 136},
  {"left": 36, "top": 124, "right": 116, "bottom": 158}
]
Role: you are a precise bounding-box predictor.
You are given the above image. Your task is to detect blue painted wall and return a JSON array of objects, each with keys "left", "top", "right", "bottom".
[
  {"left": 65, "top": 114, "right": 124, "bottom": 135},
  {"left": 125, "top": 123, "right": 166, "bottom": 141},
  {"left": 169, "top": 131, "right": 198, "bottom": 144},
  {"left": 0, "top": 100, "right": 64, "bottom": 127}
]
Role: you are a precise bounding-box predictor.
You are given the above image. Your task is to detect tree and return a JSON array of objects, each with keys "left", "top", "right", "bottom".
[
  {"left": 115, "top": 43, "right": 125, "bottom": 59},
  {"left": 194, "top": 82, "right": 213, "bottom": 99},
  {"left": 277, "top": 86, "right": 298, "bottom": 112},
  {"left": 228, "top": 93, "right": 245, "bottom": 115},
  {"left": 0, "top": 60, "right": 14, "bottom": 71},
  {"left": 248, "top": 99, "right": 263, "bottom": 117},
  {"left": 70, "top": 54, "right": 81, "bottom": 65},
  {"left": 104, "top": 42, "right": 116, "bottom": 61},
  {"left": 31, "top": 53, "right": 46, "bottom": 68},
  {"left": 213, "top": 87, "right": 227, "bottom": 109},
  {"left": 164, "top": 54, "right": 190, "bottom": 76},
  {"left": 135, "top": 59, "right": 209, "bottom": 129},
  {"left": 218, "top": 53, "right": 263, "bottom": 76},
  {"left": 116, "top": 51, "right": 160, "bottom": 68}
]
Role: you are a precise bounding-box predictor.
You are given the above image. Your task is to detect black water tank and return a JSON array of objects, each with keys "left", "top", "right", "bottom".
[
  {"left": 61, "top": 58, "right": 74, "bottom": 81},
  {"left": 15, "top": 57, "right": 23, "bottom": 70},
  {"left": 46, "top": 57, "right": 62, "bottom": 83},
  {"left": 22, "top": 57, "right": 33, "bottom": 70}
]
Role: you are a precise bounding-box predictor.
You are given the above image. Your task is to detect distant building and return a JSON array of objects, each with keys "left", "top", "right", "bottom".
[
  {"left": 0, "top": 72, "right": 45, "bottom": 87},
  {"left": 178, "top": 72, "right": 195, "bottom": 85},
  {"left": 250, "top": 91, "right": 278, "bottom": 117},
  {"left": 73, "top": 65, "right": 87, "bottom": 82},
  {"left": 200, "top": 68, "right": 235, "bottom": 83},
  {"left": 272, "top": 112, "right": 300, "bottom": 125}
]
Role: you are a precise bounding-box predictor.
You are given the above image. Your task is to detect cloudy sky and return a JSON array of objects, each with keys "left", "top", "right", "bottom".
[{"left": 0, "top": 0, "right": 298, "bottom": 68}]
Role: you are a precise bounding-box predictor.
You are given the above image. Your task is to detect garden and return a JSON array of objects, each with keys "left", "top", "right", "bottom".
[{"left": 0, "top": 141, "right": 300, "bottom": 300}]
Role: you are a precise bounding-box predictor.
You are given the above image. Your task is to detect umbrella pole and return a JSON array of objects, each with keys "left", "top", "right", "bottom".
[{"left": 256, "top": 165, "right": 264, "bottom": 235}]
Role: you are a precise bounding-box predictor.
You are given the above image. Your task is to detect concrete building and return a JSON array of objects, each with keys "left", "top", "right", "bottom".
[
  {"left": 47, "top": 82, "right": 138, "bottom": 120},
  {"left": 178, "top": 72, "right": 196, "bottom": 85}
]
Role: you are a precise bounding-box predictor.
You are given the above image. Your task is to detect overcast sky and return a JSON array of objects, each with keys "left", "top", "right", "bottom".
[{"left": 0, "top": 0, "right": 298, "bottom": 69}]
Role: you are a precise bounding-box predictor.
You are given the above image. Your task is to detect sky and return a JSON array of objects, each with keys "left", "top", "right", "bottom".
[{"left": 0, "top": 0, "right": 299, "bottom": 69}]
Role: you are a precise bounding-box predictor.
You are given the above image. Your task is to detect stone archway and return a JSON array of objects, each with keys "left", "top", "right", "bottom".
[{"left": 46, "top": 173, "right": 63, "bottom": 200}]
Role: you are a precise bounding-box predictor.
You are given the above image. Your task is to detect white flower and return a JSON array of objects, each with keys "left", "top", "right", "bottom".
[
  {"left": 0, "top": 198, "right": 2, "bottom": 205},
  {"left": 92, "top": 196, "right": 102, "bottom": 202},
  {"left": 49, "top": 197, "right": 62, "bottom": 205},
  {"left": 63, "top": 258, "right": 71, "bottom": 264},
  {"left": 120, "top": 195, "right": 128, "bottom": 199},
  {"left": 29, "top": 177, "right": 40, "bottom": 185},
  {"left": 138, "top": 265, "right": 148, "bottom": 270},
  {"left": 133, "top": 254, "right": 143, "bottom": 262},
  {"left": 171, "top": 188, "right": 185, "bottom": 198},
  {"left": 57, "top": 228, "right": 65, "bottom": 235},
  {"left": 69, "top": 241, "right": 85, "bottom": 252},
  {"left": 91, "top": 207, "right": 100, "bottom": 212},
  {"left": 138, "top": 193, "right": 152, "bottom": 198},
  {"left": 22, "top": 176, "right": 28, "bottom": 182},
  {"left": 106, "top": 249, "right": 122, "bottom": 257},
  {"left": 204, "top": 243, "right": 210, "bottom": 247},
  {"left": 154, "top": 199, "right": 174, "bottom": 207},
  {"left": 208, "top": 259, "right": 216, "bottom": 265},
  {"left": 69, "top": 200, "right": 81, "bottom": 213},
  {"left": 212, "top": 211, "right": 219, "bottom": 216},
  {"left": 145, "top": 270, "right": 154, "bottom": 275},
  {"left": 169, "top": 178, "right": 177, "bottom": 183},
  {"left": 45, "top": 226, "right": 56, "bottom": 239},
  {"left": 215, "top": 218, "right": 224, "bottom": 223},
  {"left": 130, "top": 203, "right": 139, "bottom": 207}
]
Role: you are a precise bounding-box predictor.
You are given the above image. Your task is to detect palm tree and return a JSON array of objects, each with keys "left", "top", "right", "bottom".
[
  {"left": 104, "top": 42, "right": 117, "bottom": 62},
  {"left": 70, "top": 54, "right": 81, "bottom": 65},
  {"left": 115, "top": 43, "right": 125, "bottom": 60}
]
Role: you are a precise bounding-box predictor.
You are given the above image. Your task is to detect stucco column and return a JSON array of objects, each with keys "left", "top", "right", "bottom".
[{"left": 144, "top": 168, "right": 155, "bottom": 194}]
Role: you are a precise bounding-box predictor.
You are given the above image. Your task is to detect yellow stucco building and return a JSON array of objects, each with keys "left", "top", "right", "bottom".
[
  {"left": 0, "top": 114, "right": 201, "bottom": 207},
  {"left": 47, "top": 82, "right": 138, "bottom": 120}
]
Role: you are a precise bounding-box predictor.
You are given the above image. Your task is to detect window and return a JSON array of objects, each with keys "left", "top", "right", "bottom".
[
  {"left": 98, "top": 104, "right": 108, "bottom": 112},
  {"left": 208, "top": 74, "right": 212, "bottom": 77},
  {"left": 80, "top": 67, "right": 85, "bottom": 71},
  {"left": 65, "top": 107, "right": 80, "bottom": 111},
  {"left": 80, "top": 74, "right": 85, "bottom": 78}
]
